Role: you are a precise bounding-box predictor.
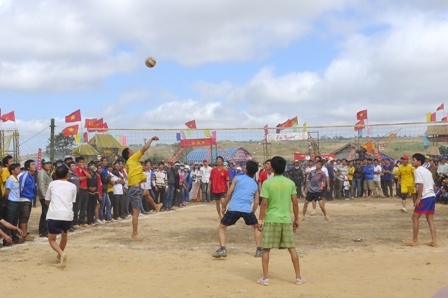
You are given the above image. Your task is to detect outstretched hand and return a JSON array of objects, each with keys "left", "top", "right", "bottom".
[{"left": 151, "top": 136, "right": 160, "bottom": 142}]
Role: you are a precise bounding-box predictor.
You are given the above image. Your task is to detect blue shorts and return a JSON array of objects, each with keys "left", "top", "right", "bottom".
[
  {"left": 48, "top": 219, "right": 72, "bottom": 234},
  {"left": 414, "top": 196, "right": 436, "bottom": 215}
]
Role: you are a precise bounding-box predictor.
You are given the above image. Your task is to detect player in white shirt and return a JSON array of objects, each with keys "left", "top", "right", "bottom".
[
  {"left": 45, "top": 165, "right": 77, "bottom": 269},
  {"left": 403, "top": 153, "right": 437, "bottom": 247}
]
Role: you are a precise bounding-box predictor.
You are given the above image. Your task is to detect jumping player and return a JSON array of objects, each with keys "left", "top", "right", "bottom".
[
  {"left": 212, "top": 161, "right": 262, "bottom": 258},
  {"left": 122, "top": 136, "right": 159, "bottom": 240},
  {"left": 403, "top": 153, "right": 437, "bottom": 247}
]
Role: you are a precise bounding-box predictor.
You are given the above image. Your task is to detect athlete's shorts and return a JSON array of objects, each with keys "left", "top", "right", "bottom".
[
  {"left": 305, "top": 192, "right": 323, "bottom": 202},
  {"left": 211, "top": 192, "right": 226, "bottom": 200},
  {"left": 401, "top": 185, "right": 416, "bottom": 194},
  {"left": 48, "top": 219, "right": 72, "bottom": 234},
  {"left": 220, "top": 211, "right": 257, "bottom": 226},
  {"left": 128, "top": 186, "right": 143, "bottom": 209},
  {"left": 414, "top": 196, "right": 436, "bottom": 215},
  {"left": 261, "top": 222, "right": 295, "bottom": 249}
]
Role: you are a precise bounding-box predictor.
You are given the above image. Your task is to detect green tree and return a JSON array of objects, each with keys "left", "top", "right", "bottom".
[{"left": 46, "top": 133, "right": 76, "bottom": 159}]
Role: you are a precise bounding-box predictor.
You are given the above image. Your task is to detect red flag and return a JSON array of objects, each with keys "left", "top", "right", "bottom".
[
  {"left": 83, "top": 132, "right": 89, "bottom": 143},
  {"left": 85, "top": 118, "right": 98, "bottom": 128},
  {"left": 276, "top": 118, "right": 292, "bottom": 133},
  {"left": 65, "top": 109, "right": 81, "bottom": 123},
  {"left": 430, "top": 112, "right": 436, "bottom": 122},
  {"left": 96, "top": 118, "right": 104, "bottom": 128},
  {"left": 290, "top": 116, "right": 298, "bottom": 126},
  {"left": 442, "top": 117, "right": 447, "bottom": 122},
  {"left": 185, "top": 120, "right": 197, "bottom": 129},
  {"left": 62, "top": 124, "right": 79, "bottom": 136},
  {"left": 437, "top": 103, "right": 444, "bottom": 111},
  {"left": 264, "top": 124, "right": 269, "bottom": 135},
  {"left": 356, "top": 109, "right": 368, "bottom": 121},
  {"left": 1, "top": 110, "right": 15, "bottom": 122},
  {"left": 102, "top": 122, "right": 108, "bottom": 132},
  {"left": 211, "top": 131, "right": 217, "bottom": 140},
  {"left": 354, "top": 120, "right": 365, "bottom": 131}
]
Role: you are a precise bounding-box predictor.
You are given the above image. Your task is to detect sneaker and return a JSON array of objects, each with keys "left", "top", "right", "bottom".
[
  {"left": 257, "top": 278, "right": 269, "bottom": 286},
  {"left": 95, "top": 220, "right": 103, "bottom": 225},
  {"left": 345, "top": 198, "right": 350, "bottom": 201},
  {"left": 212, "top": 248, "right": 227, "bottom": 258},
  {"left": 22, "top": 235, "right": 35, "bottom": 241},
  {"left": 296, "top": 278, "right": 306, "bottom": 285},
  {"left": 139, "top": 213, "right": 145, "bottom": 217},
  {"left": 400, "top": 208, "right": 408, "bottom": 213},
  {"left": 255, "top": 249, "right": 262, "bottom": 258}
]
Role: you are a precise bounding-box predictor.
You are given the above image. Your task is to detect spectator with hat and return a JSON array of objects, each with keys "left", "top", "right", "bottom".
[
  {"left": 37, "top": 158, "right": 53, "bottom": 237},
  {"left": 286, "top": 160, "right": 304, "bottom": 198}
]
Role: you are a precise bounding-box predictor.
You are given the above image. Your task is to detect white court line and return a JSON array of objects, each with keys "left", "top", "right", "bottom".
[{"left": 0, "top": 204, "right": 205, "bottom": 251}]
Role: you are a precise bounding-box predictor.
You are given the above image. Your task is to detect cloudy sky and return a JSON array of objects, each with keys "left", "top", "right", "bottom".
[{"left": 1, "top": 0, "right": 448, "bottom": 155}]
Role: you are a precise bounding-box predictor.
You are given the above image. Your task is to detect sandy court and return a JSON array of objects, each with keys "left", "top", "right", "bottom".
[{"left": 1, "top": 198, "right": 447, "bottom": 298}]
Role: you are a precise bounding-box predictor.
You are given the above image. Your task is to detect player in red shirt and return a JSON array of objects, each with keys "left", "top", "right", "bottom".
[
  {"left": 208, "top": 156, "right": 229, "bottom": 221},
  {"left": 258, "top": 159, "right": 272, "bottom": 205}
]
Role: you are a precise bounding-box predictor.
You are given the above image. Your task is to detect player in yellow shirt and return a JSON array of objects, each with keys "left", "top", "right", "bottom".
[
  {"left": 122, "top": 136, "right": 159, "bottom": 241},
  {"left": 397, "top": 155, "right": 415, "bottom": 213},
  {"left": 1, "top": 155, "right": 14, "bottom": 197}
]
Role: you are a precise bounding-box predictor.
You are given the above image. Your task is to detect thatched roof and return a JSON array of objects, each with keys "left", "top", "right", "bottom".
[
  {"left": 425, "top": 125, "right": 448, "bottom": 135},
  {"left": 72, "top": 144, "right": 100, "bottom": 157},
  {"left": 88, "top": 134, "right": 123, "bottom": 149},
  {"left": 426, "top": 145, "right": 440, "bottom": 156}
]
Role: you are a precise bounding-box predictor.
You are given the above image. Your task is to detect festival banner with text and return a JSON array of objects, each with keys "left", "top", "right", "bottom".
[{"left": 267, "top": 133, "right": 308, "bottom": 142}]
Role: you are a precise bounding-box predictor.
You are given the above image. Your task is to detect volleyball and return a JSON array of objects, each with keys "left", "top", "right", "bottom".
[{"left": 145, "top": 56, "right": 156, "bottom": 68}]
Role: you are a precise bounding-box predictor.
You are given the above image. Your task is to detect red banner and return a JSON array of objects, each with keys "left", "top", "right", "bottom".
[{"left": 180, "top": 138, "right": 216, "bottom": 147}]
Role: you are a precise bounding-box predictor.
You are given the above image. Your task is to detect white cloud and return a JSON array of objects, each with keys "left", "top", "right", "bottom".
[{"left": 0, "top": 0, "right": 353, "bottom": 91}]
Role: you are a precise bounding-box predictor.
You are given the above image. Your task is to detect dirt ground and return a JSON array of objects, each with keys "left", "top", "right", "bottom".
[{"left": 1, "top": 198, "right": 447, "bottom": 298}]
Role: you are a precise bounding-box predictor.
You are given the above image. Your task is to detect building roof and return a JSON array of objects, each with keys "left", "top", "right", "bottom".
[
  {"left": 72, "top": 144, "right": 99, "bottom": 157},
  {"left": 88, "top": 134, "right": 123, "bottom": 149},
  {"left": 425, "top": 125, "right": 448, "bottom": 135}
]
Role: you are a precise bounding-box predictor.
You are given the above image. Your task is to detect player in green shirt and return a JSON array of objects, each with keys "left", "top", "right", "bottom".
[{"left": 257, "top": 156, "right": 306, "bottom": 286}]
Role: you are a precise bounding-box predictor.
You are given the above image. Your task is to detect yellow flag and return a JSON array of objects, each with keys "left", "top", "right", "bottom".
[
  {"left": 204, "top": 129, "right": 211, "bottom": 137},
  {"left": 75, "top": 132, "right": 81, "bottom": 144},
  {"left": 302, "top": 122, "right": 307, "bottom": 132},
  {"left": 426, "top": 112, "right": 431, "bottom": 122}
]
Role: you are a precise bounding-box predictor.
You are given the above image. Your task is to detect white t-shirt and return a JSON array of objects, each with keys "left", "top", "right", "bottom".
[
  {"left": 373, "top": 165, "right": 382, "bottom": 182},
  {"left": 111, "top": 175, "right": 123, "bottom": 195},
  {"left": 141, "top": 170, "right": 152, "bottom": 190},
  {"left": 45, "top": 180, "right": 77, "bottom": 221},
  {"left": 199, "top": 166, "right": 212, "bottom": 183},
  {"left": 309, "top": 165, "right": 328, "bottom": 177},
  {"left": 414, "top": 166, "right": 435, "bottom": 199}
]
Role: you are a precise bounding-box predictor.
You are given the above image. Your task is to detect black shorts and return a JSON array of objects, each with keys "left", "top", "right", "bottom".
[
  {"left": 19, "top": 201, "right": 32, "bottom": 223},
  {"left": 48, "top": 219, "right": 72, "bottom": 234},
  {"left": 211, "top": 192, "right": 226, "bottom": 200},
  {"left": 221, "top": 211, "right": 257, "bottom": 226},
  {"left": 306, "top": 192, "right": 323, "bottom": 202}
]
